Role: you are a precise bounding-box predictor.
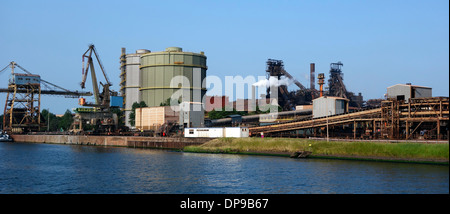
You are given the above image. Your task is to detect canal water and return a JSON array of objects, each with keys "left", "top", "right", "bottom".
[{"left": 0, "top": 142, "right": 448, "bottom": 194}]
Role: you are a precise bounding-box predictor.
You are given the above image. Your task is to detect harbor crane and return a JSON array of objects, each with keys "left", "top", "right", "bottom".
[
  {"left": 71, "top": 44, "right": 119, "bottom": 134},
  {"left": 0, "top": 61, "right": 92, "bottom": 97},
  {"left": 79, "top": 44, "right": 116, "bottom": 109},
  {"left": 0, "top": 61, "right": 92, "bottom": 132}
]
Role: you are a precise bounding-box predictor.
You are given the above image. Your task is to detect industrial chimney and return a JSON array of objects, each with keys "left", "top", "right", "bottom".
[{"left": 310, "top": 63, "right": 315, "bottom": 90}]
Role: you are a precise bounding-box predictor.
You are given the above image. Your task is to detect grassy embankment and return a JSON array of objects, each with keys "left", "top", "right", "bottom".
[{"left": 183, "top": 137, "right": 449, "bottom": 164}]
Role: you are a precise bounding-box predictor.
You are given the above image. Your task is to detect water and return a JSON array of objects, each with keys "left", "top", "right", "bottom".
[{"left": 0, "top": 142, "right": 448, "bottom": 194}]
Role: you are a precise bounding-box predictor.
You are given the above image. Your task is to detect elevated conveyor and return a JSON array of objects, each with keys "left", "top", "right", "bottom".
[{"left": 249, "top": 97, "right": 449, "bottom": 140}]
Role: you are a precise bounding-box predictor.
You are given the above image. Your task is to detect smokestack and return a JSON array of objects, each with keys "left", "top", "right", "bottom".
[{"left": 310, "top": 63, "right": 315, "bottom": 90}]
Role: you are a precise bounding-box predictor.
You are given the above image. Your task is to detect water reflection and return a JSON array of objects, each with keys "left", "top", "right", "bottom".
[{"left": 0, "top": 142, "right": 448, "bottom": 194}]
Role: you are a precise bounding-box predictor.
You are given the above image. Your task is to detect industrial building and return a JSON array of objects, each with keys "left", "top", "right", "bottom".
[
  {"left": 312, "top": 96, "right": 349, "bottom": 118},
  {"left": 134, "top": 101, "right": 204, "bottom": 132},
  {"left": 179, "top": 101, "right": 204, "bottom": 128},
  {"left": 135, "top": 106, "right": 179, "bottom": 130},
  {"left": 386, "top": 83, "right": 432, "bottom": 102}
]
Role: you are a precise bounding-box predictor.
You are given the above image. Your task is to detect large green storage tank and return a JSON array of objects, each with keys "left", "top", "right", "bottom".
[{"left": 140, "top": 47, "right": 207, "bottom": 107}]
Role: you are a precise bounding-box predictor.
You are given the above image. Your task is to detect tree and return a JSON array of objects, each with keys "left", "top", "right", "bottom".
[
  {"left": 41, "top": 109, "right": 74, "bottom": 131},
  {"left": 58, "top": 110, "right": 74, "bottom": 131},
  {"left": 160, "top": 97, "right": 180, "bottom": 106},
  {"left": 207, "top": 108, "right": 247, "bottom": 120},
  {"left": 41, "top": 109, "right": 59, "bottom": 131},
  {"left": 129, "top": 101, "right": 147, "bottom": 126}
]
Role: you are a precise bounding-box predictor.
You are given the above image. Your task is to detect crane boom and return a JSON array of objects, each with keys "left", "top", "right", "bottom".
[
  {"left": 82, "top": 47, "right": 100, "bottom": 104},
  {"left": 92, "top": 45, "right": 111, "bottom": 86},
  {"left": 80, "top": 44, "right": 116, "bottom": 108},
  {"left": 81, "top": 44, "right": 112, "bottom": 105},
  {"left": 0, "top": 61, "right": 92, "bottom": 97}
]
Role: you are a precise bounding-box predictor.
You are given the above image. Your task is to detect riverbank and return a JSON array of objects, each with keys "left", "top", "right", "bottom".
[
  {"left": 10, "top": 134, "right": 209, "bottom": 149},
  {"left": 183, "top": 137, "right": 449, "bottom": 165}
]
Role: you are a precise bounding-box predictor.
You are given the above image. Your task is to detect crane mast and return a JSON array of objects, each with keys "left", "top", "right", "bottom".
[
  {"left": 71, "top": 44, "right": 119, "bottom": 134},
  {"left": 80, "top": 44, "right": 114, "bottom": 109}
]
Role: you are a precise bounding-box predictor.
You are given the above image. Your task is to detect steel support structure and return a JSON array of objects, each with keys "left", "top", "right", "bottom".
[
  {"left": 3, "top": 83, "right": 42, "bottom": 133},
  {"left": 327, "top": 61, "right": 347, "bottom": 98},
  {"left": 249, "top": 97, "right": 448, "bottom": 140}
]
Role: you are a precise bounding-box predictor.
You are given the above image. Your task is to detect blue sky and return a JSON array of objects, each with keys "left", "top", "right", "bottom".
[{"left": 1, "top": 0, "right": 448, "bottom": 114}]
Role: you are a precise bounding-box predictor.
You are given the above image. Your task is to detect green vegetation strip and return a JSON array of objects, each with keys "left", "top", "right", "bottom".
[{"left": 184, "top": 137, "right": 449, "bottom": 164}]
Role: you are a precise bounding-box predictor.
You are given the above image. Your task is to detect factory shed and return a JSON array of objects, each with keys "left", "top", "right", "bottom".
[
  {"left": 313, "top": 96, "right": 349, "bottom": 118},
  {"left": 387, "top": 83, "right": 432, "bottom": 102},
  {"left": 135, "top": 106, "right": 179, "bottom": 130},
  {"left": 179, "top": 101, "right": 205, "bottom": 128}
]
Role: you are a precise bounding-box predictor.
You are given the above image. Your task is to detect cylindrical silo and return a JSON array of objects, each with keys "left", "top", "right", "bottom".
[
  {"left": 120, "top": 48, "right": 151, "bottom": 127},
  {"left": 140, "top": 47, "right": 207, "bottom": 107}
]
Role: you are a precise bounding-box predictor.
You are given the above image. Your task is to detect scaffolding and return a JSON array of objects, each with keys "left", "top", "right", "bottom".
[
  {"left": 382, "top": 97, "right": 449, "bottom": 140},
  {"left": 3, "top": 76, "right": 42, "bottom": 132},
  {"left": 249, "top": 97, "right": 449, "bottom": 140},
  {"left": 1, "top": 61, "right": 92, "bottom": 133}
]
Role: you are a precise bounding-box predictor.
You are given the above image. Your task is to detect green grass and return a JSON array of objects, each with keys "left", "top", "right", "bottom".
[{"left": 184, "top": 137, "right": 449, "bottom": 164}]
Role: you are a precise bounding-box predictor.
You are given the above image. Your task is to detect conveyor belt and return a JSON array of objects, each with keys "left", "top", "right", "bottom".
[{"left": 249, "top": 108, "right": 382, "bottom": 134}]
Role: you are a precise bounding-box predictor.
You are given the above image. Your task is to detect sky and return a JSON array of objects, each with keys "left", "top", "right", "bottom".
[{"left": 0, "top": 0, "right": 448, "bottom": 114}]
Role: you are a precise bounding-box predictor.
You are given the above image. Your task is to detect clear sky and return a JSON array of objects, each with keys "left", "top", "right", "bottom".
[{"left": 1, "top": 0, "right": 448, "bottom": 114}]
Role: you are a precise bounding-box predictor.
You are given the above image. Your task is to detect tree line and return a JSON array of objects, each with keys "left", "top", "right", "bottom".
[
  {"left": 41, "top": 109, "right": 74, "bottom": 131},
  {"left": 40, "top": 109, "right": 74, "bottom": 132},
  {"left": 0, "top": 109, "right": 74, "bottom": 132}
]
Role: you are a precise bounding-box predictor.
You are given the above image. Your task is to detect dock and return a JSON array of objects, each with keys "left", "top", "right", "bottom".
[{"left": 10, "top": 134, "right": 211, "bottom": 150}]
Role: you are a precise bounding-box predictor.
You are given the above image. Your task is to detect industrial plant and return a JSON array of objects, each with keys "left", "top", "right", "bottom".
[{"left": 1, "top": 44, "right": 448, "bottom": 142}]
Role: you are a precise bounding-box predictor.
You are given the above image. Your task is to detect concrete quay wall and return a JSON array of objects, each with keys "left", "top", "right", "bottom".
[{"left": 10, "top": 134, "right": 210, "bottom": 149}]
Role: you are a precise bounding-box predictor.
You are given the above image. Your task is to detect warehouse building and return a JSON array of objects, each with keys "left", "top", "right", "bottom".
[
  {"left": 135, "top": 106, "right": 179, "bottom": 130},
  {"left": 386, "top": 83, "right": 432, "bottom": 102},
  {"left": 179, "top": 101, "right": 204, "bottom": 128},
  {"left": 312, "top": 96, "right": 349, "bottom": 118}
]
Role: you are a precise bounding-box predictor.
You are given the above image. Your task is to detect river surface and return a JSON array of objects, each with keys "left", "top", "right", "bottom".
[{"left": 0, "top": 142, "right": 448, "bottom": 194}]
